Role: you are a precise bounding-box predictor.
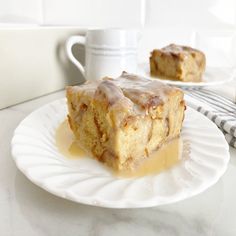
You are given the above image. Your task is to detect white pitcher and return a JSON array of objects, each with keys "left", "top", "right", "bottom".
[{"left": 66, "top": 29, "right": 140, "bottom": 81}]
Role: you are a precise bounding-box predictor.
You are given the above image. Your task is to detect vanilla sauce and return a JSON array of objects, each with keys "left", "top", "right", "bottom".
[{"left": 55, "top": 120, "right": 183, "bottom": 178}]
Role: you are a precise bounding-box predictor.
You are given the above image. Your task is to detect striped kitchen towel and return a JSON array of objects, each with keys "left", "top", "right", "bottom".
[{"left": 185, "top": 89, "right": 236, "bottom": 148}]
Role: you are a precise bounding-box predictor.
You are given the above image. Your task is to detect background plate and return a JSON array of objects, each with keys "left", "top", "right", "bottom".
[
  {"left": 11, "top": 98, "right": 230, "bottom": 208},
  {"left": 138, "top": 63, "right": 236, "bottom": 88}
]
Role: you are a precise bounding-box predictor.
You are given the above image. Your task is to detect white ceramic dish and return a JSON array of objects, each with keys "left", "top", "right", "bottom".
[
  {"left": 11, "top": 98, "right": 230, "bottom": 208},
  {"left": 138, "top": 63, "right": 236, "bottom": 88}
]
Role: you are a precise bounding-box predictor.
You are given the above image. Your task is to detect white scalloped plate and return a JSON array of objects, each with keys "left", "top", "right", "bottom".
[
  {"left": 11, "top": 98, "right": 230, "bottom": 208},
  {"left": 138, "top": 63, "right": 236, "bottom": 88}
]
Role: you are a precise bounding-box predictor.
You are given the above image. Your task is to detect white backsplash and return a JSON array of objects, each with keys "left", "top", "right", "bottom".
[
  {"left": 0, "top": 0, "right": 236, "bottom": 108},
  {"left": 0, "top": 0, "right": 43, "bottom": 24},
  {"left": 42, "top": 0, "right": 145, "bottom": 28},
  {"left": 146, "top": 0, "right": 236, "bottom": 30},
  {"left": 195, "top": 30, "right": 236, "bottom": 67},
  {"left": 2, "top": 0, "right": 236, "bottom": 29},
  {"left": 1, "top": 0, "right": 236, "bottom": 65},
  {"left": 0, "top": 27, "right": 86, "bottom": 109}
]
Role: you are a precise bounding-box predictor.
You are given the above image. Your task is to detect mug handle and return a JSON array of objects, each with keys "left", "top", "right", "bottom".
[{"left": 66, "top": 35, "right": 86, "bottom": 78}]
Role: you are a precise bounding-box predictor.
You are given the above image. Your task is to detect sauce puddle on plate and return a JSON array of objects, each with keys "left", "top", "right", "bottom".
[
  {"left": 118, "top": 138, "right": 183, "bottom": 178},
  {"left": 55, "top": 120, "right": 86, "bottom": 158},
  {"left": 56, "top": 120, "right": 183, "bottom": 178}
]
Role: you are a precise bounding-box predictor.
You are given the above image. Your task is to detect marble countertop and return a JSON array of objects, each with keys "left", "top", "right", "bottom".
[{"left": 1, "top": 89, "right": 236, "bottom": 236}]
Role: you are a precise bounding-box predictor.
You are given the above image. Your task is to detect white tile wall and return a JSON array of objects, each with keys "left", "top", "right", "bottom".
[
  {"left": 0, "top": 0, "right": 236, "bottom": 29},
  {"left": 0, "top": 0, "right": 236, "bottom": 108},
  {"left": 0, "top": 27, "right": 86, "bottom": 109},
  {"left": 0, "top": 0, "right": 42, "bottom": 24},
  {"left": 42, "top": 0, "right": 145, "bottom": 28},
  {"left": 146, "top": 0, "right": 236, "bottom": 29},
  {"left": 194, "top": 30, "right": 236, "bottom": 67}
]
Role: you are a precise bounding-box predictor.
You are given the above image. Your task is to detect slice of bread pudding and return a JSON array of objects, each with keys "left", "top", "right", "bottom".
[
  {"left": 66, "top": 72, "right": 185, "bottom": 171},
  {"left": 150, "top": 44, "right": 206, "bottom": 82}
]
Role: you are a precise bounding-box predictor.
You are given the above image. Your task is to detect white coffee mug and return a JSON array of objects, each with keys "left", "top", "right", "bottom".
[{"left": 66, "top": 29, "right": 140, "bottom": 81}]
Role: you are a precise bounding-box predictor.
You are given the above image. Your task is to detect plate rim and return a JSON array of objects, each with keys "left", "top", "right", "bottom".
[{"left": 138, "top": 62, "right": 236, "bottom": 87}]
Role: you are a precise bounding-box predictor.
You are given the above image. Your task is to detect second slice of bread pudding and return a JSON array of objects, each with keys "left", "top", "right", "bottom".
[
  {"left": 66, "top": 72, "right": 185, "bottom": 171},
  {"left": 150, "top": 44, "right": 206, "bottom": 82}
]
